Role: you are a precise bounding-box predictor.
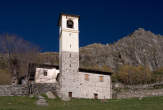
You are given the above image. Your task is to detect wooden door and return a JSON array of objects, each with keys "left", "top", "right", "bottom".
[
  {"left": 94, "top": 93, "right": 98, "bottom": 99},
  {"left": 69, "top": 92, "right": 72, "bottom": 98}
]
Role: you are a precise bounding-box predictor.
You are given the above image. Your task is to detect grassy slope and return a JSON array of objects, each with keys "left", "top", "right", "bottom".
[
  {"left": 0, "top": 96, "right": 163, "bottom": 110},
  {"left": 0, "top": 69, "right": 11, "bottom": 85}
]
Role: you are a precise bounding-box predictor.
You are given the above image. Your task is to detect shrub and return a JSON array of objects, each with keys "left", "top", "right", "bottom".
[
  {"left": 116, "top": 65, "right": 152, "bottom": 85},
  {"left": 153, "top": 67, "right": 163, "bottom": 75},
  {"left": 152, "top": 67, "right": 163, "bottom": 83}
]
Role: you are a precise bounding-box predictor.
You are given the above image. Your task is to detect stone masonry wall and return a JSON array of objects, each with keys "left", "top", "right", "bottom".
[
  {"left": 30, "top": 83, "right": 58, "bottom": 95},
  {"left": 0, "top": 85, "right": 28, "bottom": 96},
  {"left": 58, "top": 51, "right": 80, "bottom": 98},
  {"left": 113, "top": 82, "right": 163, "bottom": 99},
  {"left": 115, "top": 88, "right": 163, "bottom": 99},
  {"left": 0, "top": 83, "right": 58, "bottom": 96}
]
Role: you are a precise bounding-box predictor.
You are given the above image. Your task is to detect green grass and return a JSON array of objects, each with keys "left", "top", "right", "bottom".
[{"left": 0, "top": 96, "right": 163, "bottom": 110}]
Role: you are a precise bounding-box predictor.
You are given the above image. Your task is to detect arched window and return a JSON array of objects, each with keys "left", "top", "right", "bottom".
[{"left": 67, "top": 19, "right": 74, "bottom": 28}]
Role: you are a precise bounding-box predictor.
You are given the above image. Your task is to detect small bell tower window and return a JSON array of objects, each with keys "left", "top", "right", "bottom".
[{"left": 67, "top": 19, "right": 74, "bottom": 28}]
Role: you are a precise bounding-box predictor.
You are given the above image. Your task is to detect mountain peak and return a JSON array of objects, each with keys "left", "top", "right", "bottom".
[
  {"left": 137, "top": 28, "right": 145, "bottom": 31},
  {"left": 129, "top": 28, "right": 156, "bottom": 39},
  {"left": 133, "top": 28, "right": 147, "bottom": 34}
]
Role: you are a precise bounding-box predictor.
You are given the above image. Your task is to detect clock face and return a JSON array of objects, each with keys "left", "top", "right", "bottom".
[{"left": 67, "top": 20, "right": 73, "bottom": 28}]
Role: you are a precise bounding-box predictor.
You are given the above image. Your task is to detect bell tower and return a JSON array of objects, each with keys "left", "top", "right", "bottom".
[
  {"left": 58, "top": 13, "right": 79, "bottom": 53},
  {"left": 58, "top": 13, "right": 80, "bottom": 98}
]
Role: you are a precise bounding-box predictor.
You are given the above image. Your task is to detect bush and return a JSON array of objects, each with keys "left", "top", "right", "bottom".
[
  {"left": 115, "top": 65, "right": 152, "bottom": 85},
  {"left": 152, "top": 67, "right": 163, "bottom": 82},
  {"left": 153, "top": 67, "right": 163, "bottom": 75}
]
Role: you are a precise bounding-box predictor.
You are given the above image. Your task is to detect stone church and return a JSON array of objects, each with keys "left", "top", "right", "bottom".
[{"left": 31, "top": 13, "right": 112, "bottom": 99}]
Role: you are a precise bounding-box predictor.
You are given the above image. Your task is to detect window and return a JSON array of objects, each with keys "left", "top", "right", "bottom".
[
  {"left": 94, "top": 93, "right": 98, "bottom": 99},
  {"left": 67, "top": 19, "right": 74, "bottom": 28},
  {"left": 68, "top": 92, "right": 72, "bottom": 98},
  {"left": 43, "top": 70, "right": 47, "bottom": 76},
  {"left": 85, "top": 74, "right": 89, "bottom": 81},
  {"left": 99, "top": 76, "right": 104, "bottom": 82}
]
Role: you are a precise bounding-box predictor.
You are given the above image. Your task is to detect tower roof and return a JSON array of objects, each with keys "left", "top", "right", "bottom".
[{"left": 57, "top": 13, "right": 80, "bottom": 26}]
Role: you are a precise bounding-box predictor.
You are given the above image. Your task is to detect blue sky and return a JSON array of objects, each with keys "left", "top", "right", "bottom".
[{"left": 0, "top": 0, "right": 163, "bottom": 52}]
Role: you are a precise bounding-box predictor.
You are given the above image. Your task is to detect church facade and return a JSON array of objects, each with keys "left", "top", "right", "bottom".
[{"left": 33, "top": 13, "right": 112, "bottom": 99}]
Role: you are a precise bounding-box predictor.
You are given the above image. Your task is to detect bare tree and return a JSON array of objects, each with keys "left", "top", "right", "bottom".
[{"left": 0, "top": 34, "right": 39, "bottom": 85}]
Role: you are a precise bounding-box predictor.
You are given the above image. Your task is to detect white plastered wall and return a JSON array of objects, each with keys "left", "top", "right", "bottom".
[
  {"left": 35, "top": 68, "right": 60, "bottom": 83},
  {"left": 60, "top": 32, "right": 79, "bottom": 52},
  {"left": 61, "top": 15, "right": 79, "bottom": 31},
  {"left": 62, "top": 71, "right": 112, "bottom": 99},
  {"left": 78, "top": 72, "right": 111, "bottom": 99},
  {"left": 59, "top": 15, "right": 79, "bottom": 53}
]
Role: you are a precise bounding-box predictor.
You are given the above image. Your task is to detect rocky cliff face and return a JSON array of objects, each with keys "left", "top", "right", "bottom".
[{"left": 79, "top": 28, "right": 163, "bottom": 71}]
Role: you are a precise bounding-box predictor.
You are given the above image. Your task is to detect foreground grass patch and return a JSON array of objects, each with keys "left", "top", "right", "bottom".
[{"left": 0, "top": 96, "right": 163, "bottom": 110}]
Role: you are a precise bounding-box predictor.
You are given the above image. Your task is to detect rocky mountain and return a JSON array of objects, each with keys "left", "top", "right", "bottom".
[
  {"left": 41, "top": 28, "right": 163, "bottom": 71},
  {"left": 80, "top": 28, "right": 163, "bottom": 71}
]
